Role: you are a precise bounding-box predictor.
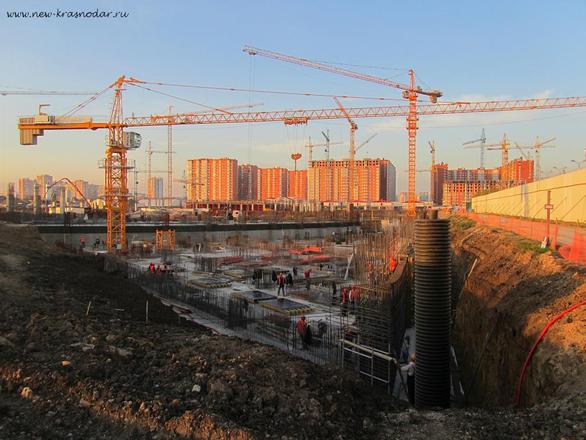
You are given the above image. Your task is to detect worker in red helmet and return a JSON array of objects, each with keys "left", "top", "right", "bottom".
[{"left": 296, "top": 316, "right": 307, "bottom": 349}]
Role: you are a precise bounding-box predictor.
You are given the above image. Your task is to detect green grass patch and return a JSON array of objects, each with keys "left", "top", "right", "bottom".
[
  {"left": 515, "top": 238, "right": 548, "bottom": 254},
  {"left": 451, "top": 216, "right": 476, "bottom": 232}
]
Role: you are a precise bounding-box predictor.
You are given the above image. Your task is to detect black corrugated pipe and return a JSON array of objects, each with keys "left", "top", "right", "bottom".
[{"left": 414, "top": 218, "right": 451, "bottom": 409}]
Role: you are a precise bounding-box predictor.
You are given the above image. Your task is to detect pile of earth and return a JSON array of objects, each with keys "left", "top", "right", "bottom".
[{"left": 0, "top": 224, "right": 395, "bottom": 439}]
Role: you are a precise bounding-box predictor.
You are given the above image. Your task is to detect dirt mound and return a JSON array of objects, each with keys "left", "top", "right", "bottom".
[
  {"left": 451, "top": 219, "right": 586, "bottom": 406},
  {"left": 0, "top": 224, "right": 394, "bottom": 439}
]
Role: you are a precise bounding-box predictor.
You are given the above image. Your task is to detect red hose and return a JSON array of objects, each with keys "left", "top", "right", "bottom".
[{"left": 514, "top": 300, "right": 586, "bottom": 406}]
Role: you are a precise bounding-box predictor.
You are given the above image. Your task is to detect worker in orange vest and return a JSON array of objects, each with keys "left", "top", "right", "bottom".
[{"left": 389, "top": 256, "right": 398, "bottom": 273}]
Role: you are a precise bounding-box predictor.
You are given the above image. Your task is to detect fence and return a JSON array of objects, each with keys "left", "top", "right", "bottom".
[{"left": 463, "top": 212, "right": 586, "bottom": 265}]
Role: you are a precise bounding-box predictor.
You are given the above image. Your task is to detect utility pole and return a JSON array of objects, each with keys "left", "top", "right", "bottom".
[{"left": 545, "top": 190, "right": 553, "bottom": 247}]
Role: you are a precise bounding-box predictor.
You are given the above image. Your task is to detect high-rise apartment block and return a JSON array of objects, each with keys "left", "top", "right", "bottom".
[
  {"left": 500, "top": 159, "right": 534, "bottom": 186},
  {"left": 258, "top": 167, "right": 288, "bottom": 200},
  {"left": 386, "top": 161, "right": 397, "bottom": 202},
  {"left": 288, "top": 170, "right": 308, "bottom": 199},
  {"left": 36, "top": 175, "right": 53, "bottom": 198},
  {"left": 17, "top": 177, "right": 35, "bottom": 200},
  {"left": 433, "top": 159, "right": 534, "bottom": 207},
  {"left": 308, "top": 158, "right": 393, "bottom": 202},
  {"left": 187, "top": 158, "right": 238, "bottom": 202},
  {"left": 148, "top": 177, "right": 164, "bottom": 205},
  {"left": 431, "top": 163, "right": 449, "bottom": 206},
  {"left": 238, "top": 164, "right": 259, "bottom": 200}
]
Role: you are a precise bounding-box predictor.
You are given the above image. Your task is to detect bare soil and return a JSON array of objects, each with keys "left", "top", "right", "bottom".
[
  {"left": 451, "top": 219, "right": 586, "bottom": 407},
  {"left": 0, "top": 224, "right": 399, "bottom": 439},
  {"left": 0, "top": 222, "right": 585, "bottom": 439}
]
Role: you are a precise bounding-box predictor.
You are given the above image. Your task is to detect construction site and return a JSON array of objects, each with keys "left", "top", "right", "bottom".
[{"left": 2, "top": 5, "right": 586, "bottom": 438}]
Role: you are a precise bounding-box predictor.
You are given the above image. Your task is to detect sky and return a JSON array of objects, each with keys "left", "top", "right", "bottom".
[{"left": 1, "top": 0, "right": 586, "bottom": 196}]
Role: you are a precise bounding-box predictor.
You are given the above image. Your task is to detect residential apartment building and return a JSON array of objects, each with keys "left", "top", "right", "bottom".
[
  {"left": 308, "top": 158, "right": 391, "bottom": 202},
  {"left": 238, "top": 164, "right": 259, "bottom": 200},
  {"left": 442, "top": 181, "right": 501, "bottom": 207},
  {"left": 187, "top": 158, "right": 238, "bottom": 202},
  {"left": 288, "top": 169, "right": 308, "bottom": 200},
  {"left": 258, "top": 167, "right": 288, "bottom": 200},
  {"left": 36, "top": 174, "right": 53, "bottom": 198},
  {"left": 147, "top": 177, "right": 165, "bottom": 205},
  {"left": 17, "top": 177, "right": 35, "bottom": 200},
  {"left": 385, "top": 161, "right": 397, "bottom": 202},
  {"left": 499, "top": 159, "right": 534, "bottom": 186}
]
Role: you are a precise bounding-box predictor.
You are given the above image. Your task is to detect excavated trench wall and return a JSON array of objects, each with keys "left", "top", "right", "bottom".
[{"left": 451, "top": 221, "right": 586, "bottom": 407}]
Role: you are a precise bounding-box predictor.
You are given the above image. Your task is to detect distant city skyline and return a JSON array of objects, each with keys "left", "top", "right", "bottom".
[{"left": 2, "top": 1, "right": 586, "bottom": 195}]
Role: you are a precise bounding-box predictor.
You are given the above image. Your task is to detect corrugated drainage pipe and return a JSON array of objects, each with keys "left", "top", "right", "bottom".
[{"left": 414, "top": 218, "right": 451, "bottom": 409}]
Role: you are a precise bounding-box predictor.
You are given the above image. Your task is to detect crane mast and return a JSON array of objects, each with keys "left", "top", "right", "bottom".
[{"left": 104, "top": 77, "right": 128, "bottom": 251}]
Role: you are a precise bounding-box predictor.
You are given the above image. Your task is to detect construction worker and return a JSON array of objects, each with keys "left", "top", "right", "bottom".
[
  {"left": 271, "top": 270, "right": 278, "bottom": 285},
  {"left": 331, "top": 280, "right": 338, "bottom": 304},
  {"left": 303, "top": 322, "right": 313, "bottom": 349},
  {"left": 401, "top": 352, "right": 416, "bottom": 405},
  {"left": 296, "top": 316, "right": 307, "bottom": 349},
  {"left": 349, "top": 285, "right": 359, "bottom": 314},
  {"left": 277, "top": 272, "right": 286, "bottom": 296},
  {"left": 389, "top": 256, "right": 398, "bottom": 273},
  {"left": 304, "top": 268, "right": 311, "bottom": 292}
]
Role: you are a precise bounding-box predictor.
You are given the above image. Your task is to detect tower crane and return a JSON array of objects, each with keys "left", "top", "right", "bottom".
[
  {"left": 428, "top": 140, "right": 437, "bottom": 204},
  {"left": 512, "top": 143, "right": 532, "bottom": 160},
  {"left": 464, "top": 133, "right": 511, "bottom": 167},
  {"left": 17, "top": 73, "right": 586, "bottom": 251},
  {"left": 515, "top": 137, "right": 556, "bottom": 180},
  {"left": 355, "top": 133, "right": 378, "bottom": 154},
  {"left": 46, "top": 177, "right": 93, "bottom": 211},
  {"left": 243, "top": 45, "right": 442, "bottom": 210},
  {"left": 333, "top": 97, "right": 358, "bottom": 201},
  {"left": 146, "top": 141, "right": 169, "bottom": 208},
  {"left": 462, "top": 128, "right": 487, "bottom": 168},
  {"left": 305, "top": 136, "right": 343, "bottom": 164}
]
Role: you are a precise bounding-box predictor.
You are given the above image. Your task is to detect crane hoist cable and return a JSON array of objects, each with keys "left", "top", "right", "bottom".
[
  {"left": 61, "top": 84, "right": 114, "bottom": 117},
  {"left": 128, "top": 83, "right": 233, "bottom": 114},
  {"left": 138, "top": 80, "right": 409, "bottom": 102}
]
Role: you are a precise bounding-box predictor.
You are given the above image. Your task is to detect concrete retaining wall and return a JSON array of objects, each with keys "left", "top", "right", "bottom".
[{"left": 471, "top": 169, "right": 586, "bottom": 223}]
